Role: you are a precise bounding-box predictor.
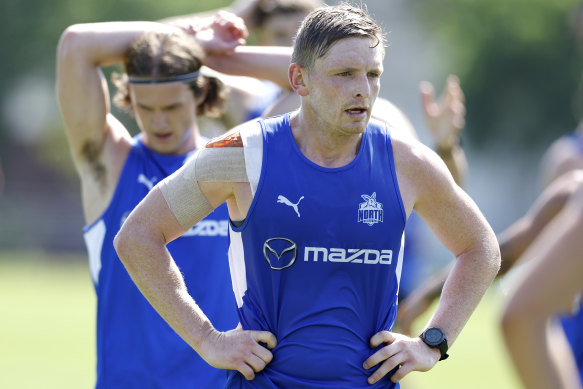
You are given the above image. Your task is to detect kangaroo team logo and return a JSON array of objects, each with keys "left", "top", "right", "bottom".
[
  {"left": 277, "top": 195, "right": 304, "bottom": 217},
  {"left": 358, "top": 192, "right": 383, "bottom": 226}
]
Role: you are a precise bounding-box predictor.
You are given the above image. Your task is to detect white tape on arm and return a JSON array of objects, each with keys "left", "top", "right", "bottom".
[
  {"left": 159, "top": 153, "right": 214, "bottom": 230},
  {"left": 159, "top": 147, "right": 249, "bottom": 230}
]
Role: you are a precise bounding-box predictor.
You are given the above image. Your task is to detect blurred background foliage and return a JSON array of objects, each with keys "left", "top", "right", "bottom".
[
  {"left": 0, "top": 0, "right": 582, "bottom": 251},
  {"left": 413, "top": 0, "right": 583, "bottom": 148}
]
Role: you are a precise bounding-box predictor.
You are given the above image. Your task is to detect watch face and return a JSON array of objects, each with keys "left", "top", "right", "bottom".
[{"left": 425, "top": 328, "right": 444, "bottom": 345}]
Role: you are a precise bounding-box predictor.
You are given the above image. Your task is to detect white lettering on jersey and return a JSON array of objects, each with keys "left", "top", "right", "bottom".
[
  {"left": 304, "top": 246, "right": 392, "bottom": 265},
  {"left": 183, "top": 220, "right": 229, "bottom": 237}
]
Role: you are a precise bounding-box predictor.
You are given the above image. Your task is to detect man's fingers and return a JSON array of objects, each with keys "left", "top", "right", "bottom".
[
  {"left": 366, "top": 355, "right": 404, "bottom": 385},
  {"left": 369, "top": 330, "right": 396, "bottom": 348},
  {"left": 419, "top": 81, "right": 437, "bottom": 117},
  {"left": 446, "top": 74, "right": 463, "bottom": 100},
  {"left": 238, "top": 363, "right": 256, "bottom": 381},
  {"left": 390, "top": 362, "right": 414, "bottom": 383},
  {"left": 363, "top": 344, "right": 393, "bottom": 369},
  {"left": 252, "top": 341, "right": 274, "bottom": 365},
  {"left": 246, "top": 353, "right": 269, "bottom": 373},
  {"left": 252, "top": 330, "right": 278, "bottom": 349}
]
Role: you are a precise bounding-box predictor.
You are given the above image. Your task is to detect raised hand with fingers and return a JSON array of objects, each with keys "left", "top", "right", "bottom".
[
  {"left": 198, "top": 326, "right": 277, "bottom": 380},
  {"left": 420, "top": 75, "right": 466, "bottom": 150},
  {"left": 174, "top": 10, "right": 248, "bottom": 54},
  {"left": 420, "top": 75, "right": 468, "bottom": 186}
]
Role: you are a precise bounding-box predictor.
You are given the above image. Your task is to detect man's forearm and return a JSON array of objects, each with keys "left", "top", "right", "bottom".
[
  {"left": 115, "top": 232, "right": 213, "bottom": 351},
  {"left": 60, "top": 22, "right": 174, "bottom": 68},
  {"left": 205, "top": 46, "right": 293, "bottom": 89},
  {"left": 424, "top": 244, "right": 500, "bottom": 347},
  {"left": 113, "top": 189, "right": 215, "bottom": 354}
]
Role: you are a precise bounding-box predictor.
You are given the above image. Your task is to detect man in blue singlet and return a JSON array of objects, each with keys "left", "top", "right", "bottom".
[
  {"left": 56, "top": 13, "right": 292, "bottom": 388},
  {"left": 114, "top": 4, "right": 500, "bottom": 388}
]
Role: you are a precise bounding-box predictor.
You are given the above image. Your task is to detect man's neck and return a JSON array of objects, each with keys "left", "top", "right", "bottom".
[{"left": 289, "top": 110, "right": 363, "bottom": 169}]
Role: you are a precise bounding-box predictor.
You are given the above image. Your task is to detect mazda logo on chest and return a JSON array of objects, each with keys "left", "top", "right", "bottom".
[{"left": 263, "top": 237, "right": 298, "bottom": 270}]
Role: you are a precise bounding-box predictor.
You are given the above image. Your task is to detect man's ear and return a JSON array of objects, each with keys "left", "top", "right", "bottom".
[
  {"left": 195, "top": 81, "right": 208, "bottom": 106},
  {"left": 289, "top": 63, "right": 309, "bottom": 97}
]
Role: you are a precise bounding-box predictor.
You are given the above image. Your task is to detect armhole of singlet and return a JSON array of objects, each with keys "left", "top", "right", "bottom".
[
  {"left": 230, "top": 120, "right": 266, "bottom": 231},
  {"left": 382, "top": 122, "right": 407, "bottom": 225}
]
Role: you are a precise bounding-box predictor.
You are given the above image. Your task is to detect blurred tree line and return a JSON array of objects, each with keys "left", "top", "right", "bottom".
[{"left": 412, "top": 0, "right": 583, "bottom": 148}]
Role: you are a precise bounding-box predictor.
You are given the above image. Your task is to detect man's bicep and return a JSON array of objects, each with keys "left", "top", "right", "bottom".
[
  {"left": 158, "top": 157, "right": 219, "bottom": 231},
  {"left": 415, "top": 168, "right": 492, "bottom": 257},
  {"left": 57, "top": 29, "right": 111, "bottom": 160},
  {"left": 120, "top": 186, "right": 188, "bottom": 246},
  {"left": 158, "top": 140, "right": 250, "bottom": 229}
]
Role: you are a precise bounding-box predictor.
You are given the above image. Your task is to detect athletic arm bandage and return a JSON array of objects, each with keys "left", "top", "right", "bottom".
[{"left": 159, "top": 147, "right": 248, "bottom": 230}]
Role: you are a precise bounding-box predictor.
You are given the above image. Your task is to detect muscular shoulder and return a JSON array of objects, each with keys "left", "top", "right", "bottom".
[{"left": 391, "top": 133, "right": 456, "bottom": 217}]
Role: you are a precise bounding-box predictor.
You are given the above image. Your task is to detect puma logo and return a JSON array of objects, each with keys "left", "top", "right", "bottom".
[
  {"left": 137, "top": 174, "right": 157, "bottom": 190},
  {"left": 277, "top": 195, "right": 304, "bottom": 218}
]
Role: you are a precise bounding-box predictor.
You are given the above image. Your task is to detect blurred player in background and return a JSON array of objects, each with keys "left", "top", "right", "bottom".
[
  {"left": 501, "top": 171, "right": 583, "bottom": 389},
  {"left": 56, "top": 12, "right": 290, "bottom": 388}
]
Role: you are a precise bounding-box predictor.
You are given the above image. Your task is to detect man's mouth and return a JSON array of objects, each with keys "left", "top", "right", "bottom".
[
  {"left": 345, "top": 107, "right": 368, "bottom": 116},
  {"left": 153, "top": 132, "right": 172, "bottom": 140}
]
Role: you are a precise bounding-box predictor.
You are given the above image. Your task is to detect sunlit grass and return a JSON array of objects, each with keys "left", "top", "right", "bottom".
[{"left": 0, "top": 251, "right": 96, "bottom": 389}]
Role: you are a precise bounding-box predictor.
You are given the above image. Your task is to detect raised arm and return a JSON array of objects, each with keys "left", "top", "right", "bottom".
[
  {"left": 204, "top": 45, "right": 293, "bottom": 90},
  {"left": 501, "top": 179, "right": 583, "bottom": 389},
  {"left": 56, "top": 22, "right": 175, "bottom": 222},
  {"left": 169, "top": 11, "right": 292, "bottom": 90},
  {"left": 420, "top": 75, "right": 467, "bottom": 187},
  {"left": 56, "top": 22, "right": 183, "bottom": 168}
]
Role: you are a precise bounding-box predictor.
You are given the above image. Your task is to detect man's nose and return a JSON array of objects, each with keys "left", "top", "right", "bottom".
[
  {"left": 152, "top": 110, "right": 168, "bottom": 129},
  {"left": 353, "top": 74, "right": 371, "bottom": 98}
]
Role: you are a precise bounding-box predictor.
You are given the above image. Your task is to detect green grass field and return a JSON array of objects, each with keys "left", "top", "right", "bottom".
[{"left": 0, "top": 251, "right": 521, "bottom": 389}]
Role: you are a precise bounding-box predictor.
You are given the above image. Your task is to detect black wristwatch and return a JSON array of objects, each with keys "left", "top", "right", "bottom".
[{"left": 419, "top": 327, "right": 449, "bottom": 361}]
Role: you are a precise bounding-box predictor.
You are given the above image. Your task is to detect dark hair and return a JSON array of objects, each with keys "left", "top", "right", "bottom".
[
  {"left": 112, "top": 30, "right": 226, "bottom": 117},
  {"left": 246, "top": 0, "right": 324, "bottom": 30},
  {"left": 291, "top": 3, "right": 385, "bottom": 71}
]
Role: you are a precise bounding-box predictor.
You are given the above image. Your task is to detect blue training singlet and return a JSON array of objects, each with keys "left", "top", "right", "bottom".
[
  {"left": 83, "top": 136, "right": 237, "bottom": 388},
  {"left": 227, "top": 114, "right": 406, "bottom": 388}
]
